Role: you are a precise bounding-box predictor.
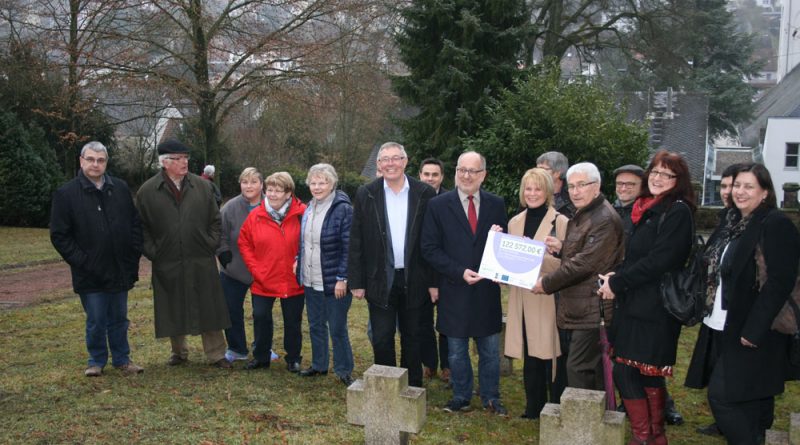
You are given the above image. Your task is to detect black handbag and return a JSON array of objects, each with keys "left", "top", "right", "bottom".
[
  {"left": 658, "top": 202, "right": 707, "bottom": 326},
  {"left": 752, "top": 211, "right": 800, "bottom": 379}
]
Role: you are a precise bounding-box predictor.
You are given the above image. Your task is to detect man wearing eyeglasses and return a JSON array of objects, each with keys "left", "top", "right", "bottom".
[
  {"left": 422, "top": 151, "right": 509, "bottom": 415},
  {"left": 50, "top": 141, "right": 144, "bottom": 377},
  {"left": 348, "top": 142, "right": 436, "bottom": 388},
  {"left": 135, "top": 139, "right": 232, "bottom": 369},
  {"left": 532, "top": 162, "right": 624, "bottom": 391},
  {"left": 612, "top": 164, "right": 645, "bottom": 236}
]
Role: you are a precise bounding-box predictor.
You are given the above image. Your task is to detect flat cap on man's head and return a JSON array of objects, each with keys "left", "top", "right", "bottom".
[
  {"left": 613, "top": 164, "right": 645, "bottom": 178},
  {"left": 157, "top": 139, "right": 191, "bottom": 155}
]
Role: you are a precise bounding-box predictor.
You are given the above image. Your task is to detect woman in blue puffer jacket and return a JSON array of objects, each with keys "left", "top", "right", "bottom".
[{"left": 297, "top": 163, "right": 355, "bottom": 385}]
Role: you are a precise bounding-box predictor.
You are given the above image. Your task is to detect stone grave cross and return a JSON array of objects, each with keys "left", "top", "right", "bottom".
[
  {"left": 347, "top": 364, "right": 426, "bottom": 445},
  {"left": 540, "top": 387, "right": 627, "bottom": 445},
  {"left": 765, "top": 412, "right": 800, "bottom": 444}
]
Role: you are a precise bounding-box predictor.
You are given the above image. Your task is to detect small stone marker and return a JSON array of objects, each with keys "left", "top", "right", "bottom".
[
  {"left": 539, "top": 387, "right": 626, "bottom": 445},
  {"left": 765, "top": 412, "right": 800, "bottom": 445},
  {"left": 347, "top": 364, "right": 426, "bottom": 445}
]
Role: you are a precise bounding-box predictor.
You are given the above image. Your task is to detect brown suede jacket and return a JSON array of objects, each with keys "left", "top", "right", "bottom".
[{"left": 541, "top": 194, "right": 625, "bottom": 329}]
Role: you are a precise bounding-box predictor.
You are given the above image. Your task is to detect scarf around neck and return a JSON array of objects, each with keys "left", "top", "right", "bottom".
[
  {"left": 703, "top": 209, "right": 752, "bottom": 309},
  {"left": 630, "top": 196, "right": 661, "bottom": 225},
  {"left": 266, "top": 198, "right": 291, "bottom": 224}
]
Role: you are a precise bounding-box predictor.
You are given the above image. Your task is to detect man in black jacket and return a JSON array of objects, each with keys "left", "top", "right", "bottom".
[
  {"left": 611, "top": 164, "right": 645, "bottom": 237},
  {"left": 537, "top": 151, "right": 576, "bottom": 219},
  {"left": 348, "top": 142, "right": 436, "bottom": 387},
  {"left": 418, "top": 157, "right": 450, "bottom": 382},
  {"left": 50, "top": 141, "right": 144, "bottom": 377}
]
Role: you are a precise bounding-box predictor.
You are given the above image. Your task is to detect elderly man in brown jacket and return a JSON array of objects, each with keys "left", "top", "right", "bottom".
[{"left": 533, "top": 162, "right": 624, "bottom": 390}]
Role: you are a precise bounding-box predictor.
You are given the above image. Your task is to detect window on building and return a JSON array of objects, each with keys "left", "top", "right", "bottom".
[{"left": 788, "top": 143, "right": 799, "bottom": 168}]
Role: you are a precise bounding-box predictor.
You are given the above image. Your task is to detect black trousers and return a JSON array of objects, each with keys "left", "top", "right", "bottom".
[
  {"left": 708, "top": 353, "right": 774, "bottom": 445},
  {"left": 522, "top": 314, "right": 567, "bottom": 418},
  {"left": 369, "top": 269, "right": 423, "bottom": 387},
  {"left": 252, "top": 294, "right": 305, "bottom": 364},
  {"left": 419, "top": 299, "right": 449, "bottom": 371}
]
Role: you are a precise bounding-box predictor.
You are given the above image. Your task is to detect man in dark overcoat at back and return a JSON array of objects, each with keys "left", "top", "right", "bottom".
[{"left": 135, "top": 139, "right": 231, "bottom": 368}]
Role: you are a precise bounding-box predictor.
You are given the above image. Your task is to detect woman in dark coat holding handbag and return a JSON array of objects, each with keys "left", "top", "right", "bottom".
[
  {"left": 598, "top": 150, "right": 695, "bottom": 445},
  {"left": 685, "top": 163, "right": 800, "bottom": 445}
]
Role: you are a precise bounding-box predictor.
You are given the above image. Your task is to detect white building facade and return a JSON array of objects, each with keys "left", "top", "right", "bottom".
[
  {"left": 762, "top": 117, "right": 800, "bottom": 206},
  {"left": 778, "top": 0, "right": 800, "bottom": 81}
]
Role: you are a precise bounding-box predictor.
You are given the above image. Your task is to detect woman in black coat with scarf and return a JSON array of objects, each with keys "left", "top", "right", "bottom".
[
  {"left": 598, "top": 150, "right": 695, "bottom": 445},
  {"left": 685, "top": 163, "right": 800, "bottom": 445}
]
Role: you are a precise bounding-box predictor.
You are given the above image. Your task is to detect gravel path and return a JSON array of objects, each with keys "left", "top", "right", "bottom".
[{"left": 0, "top": 258, "right": 152, "bottom": 309}]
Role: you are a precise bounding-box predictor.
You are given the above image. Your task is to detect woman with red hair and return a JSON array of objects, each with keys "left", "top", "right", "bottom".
[{"left": 598, "top": 150, "right": 695, "bottom": 444}]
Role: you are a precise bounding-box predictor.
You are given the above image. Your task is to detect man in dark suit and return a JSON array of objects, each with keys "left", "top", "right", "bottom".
[
  {"left": 348, "top": 142, "right": 436, "bottom": 387},
  {"left": 418, "top": 157, "right": 450, "bottom": 383},
  {"left": 422, "top": 151, "right": 508, "bottom": 415}
]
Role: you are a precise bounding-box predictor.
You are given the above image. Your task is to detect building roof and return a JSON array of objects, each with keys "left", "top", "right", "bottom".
[
  {"left": 360, "top": 143, "right": 381, "bottom": 178},
  {"left": 618, "top": 90, "right": 710, "bottom": 184},
  {"left": 740, "top": 63, "right": 800, "bottom": 147}
]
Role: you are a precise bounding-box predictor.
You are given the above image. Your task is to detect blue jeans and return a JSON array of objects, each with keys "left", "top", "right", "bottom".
[
  {"left": 79, "top": 291, "right": 131, "bottom": 368},
  {"left": 220, "top": 272, "right": 249, "bottom": 356},
  {"left": 448, "top": 334, "right": 501, "bottom": 405},
  {"left": 305, "top": 287, "right": 354, "bottom": 377}
]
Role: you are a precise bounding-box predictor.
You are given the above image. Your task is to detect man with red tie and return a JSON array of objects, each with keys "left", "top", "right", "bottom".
[{"left": 421, "top": 151, "right": 508, "bottom": 415}]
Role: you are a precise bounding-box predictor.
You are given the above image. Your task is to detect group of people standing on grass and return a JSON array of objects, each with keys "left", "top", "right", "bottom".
[{"left": 51, "top": 138, "right": 798, "bottom": 445}]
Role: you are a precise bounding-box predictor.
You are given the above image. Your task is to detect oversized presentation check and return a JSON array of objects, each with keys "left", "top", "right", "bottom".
[{"left": 478, "top": 231, "right": 546, "bottom": 290}]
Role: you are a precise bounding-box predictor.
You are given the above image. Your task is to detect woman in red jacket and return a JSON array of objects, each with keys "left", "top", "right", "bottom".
[{"left": 238, "top": 172, "right": 307, "bottom": 371}]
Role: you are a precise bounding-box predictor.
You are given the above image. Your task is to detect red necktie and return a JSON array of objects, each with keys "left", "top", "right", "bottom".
[{"left": 468, "top": 195, "right": 477, "bottom": 234}]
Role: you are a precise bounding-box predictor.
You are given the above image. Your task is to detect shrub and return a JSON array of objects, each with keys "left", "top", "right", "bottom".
[{"left": 0, "top": 111, "right": 64, "bottom": 227}]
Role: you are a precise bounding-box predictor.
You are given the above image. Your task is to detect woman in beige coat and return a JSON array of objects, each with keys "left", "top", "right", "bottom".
[{"left": 504, "top": 168, "right": 568, "bottom": 419}]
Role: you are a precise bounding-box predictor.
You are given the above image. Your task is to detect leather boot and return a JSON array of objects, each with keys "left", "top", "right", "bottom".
[
  {"left": 644, "top": 387, "right": 668, "bottom": 445},
  {"left": 622, "top": 397, "right": 651, "bottom": 444}
]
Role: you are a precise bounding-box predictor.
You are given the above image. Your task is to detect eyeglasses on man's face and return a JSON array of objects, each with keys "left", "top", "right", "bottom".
[
  {"left": 566, "top": 181, "right": 597, "bottom": 191},
  {"left": 615, "top": 181, "right": 640, "bottom": 188},
  {"left": 649, "top": 169, "right": 677, "bottom": 180},
  {"left": 165, "top": 155, "right": 190, "bottom": 162},
  {"left": 455, "top": 167, "right": 485, "bottom": 176},
  {"left": 378, "top": 155, "right": 406, "bottom": 164},
  {"left": 81, "top": 155, "right": 107, "bottom": 165}
]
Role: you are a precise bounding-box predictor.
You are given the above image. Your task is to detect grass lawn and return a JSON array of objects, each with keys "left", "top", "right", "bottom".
[
  {"left": 0, "top": 226, "right": 61, "bottom": 267},
  {"left": 1, "top": 287, "right": 798, "bottom": 444}
]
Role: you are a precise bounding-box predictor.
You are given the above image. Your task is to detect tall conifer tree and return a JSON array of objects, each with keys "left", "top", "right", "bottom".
[{"left": 393, "top": 0, "right": 529, "bottom": 167}]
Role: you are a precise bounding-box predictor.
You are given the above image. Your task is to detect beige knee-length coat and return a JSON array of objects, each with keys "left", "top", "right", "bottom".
[{"left": 504, "top": 206, "right": 568, "bottom": 367}]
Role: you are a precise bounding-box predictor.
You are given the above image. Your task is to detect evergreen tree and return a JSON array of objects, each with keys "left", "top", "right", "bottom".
[
  {"left": 465, "top": 63, "right": 649, "bottom": 212},
  {"left": 0, "top": 41, "right": 115, "bottom": 178},
  {"left": 618, "top": 0, "right": 761, "bottom": 136},
  {"left": 0, "top": 111, "right": 64, "bottom": 227},
  {"left": 392, "top": 0, "right": 529, "bottom": 168}
]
